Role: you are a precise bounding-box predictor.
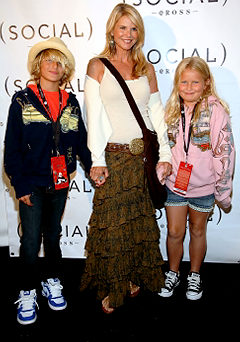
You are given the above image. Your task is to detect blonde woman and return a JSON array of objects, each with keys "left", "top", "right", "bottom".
[
  {"left": 159, "top": 57, "right": 235, "bottom": 300},
  {"left": 4, "top": 37, "right": 91, "bottom": 324},
  {"left": 80, "top": 3, "right": 172, "bottom": 313}
]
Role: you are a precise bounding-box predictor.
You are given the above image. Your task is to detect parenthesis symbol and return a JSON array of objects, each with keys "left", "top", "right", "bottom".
[
  {"left": 223, "top": 0, "right": 227, "bottom": 6},
  {"left": 159, "top": 209, "right": 162, "bottom": 219},
  {"left": 156, "top": 208, "right": 163, "bottom": 220},
  {"left": 221, "top": 43, "right": 226, "bottom": 66},
  {"left": 18, "top": 222, "right": 22, "bottom": 237},
  {"left": 0, "top": 22, "right": 6, "bottom": 44},
  {"left": 87, "top": 17, "right": 92, "bottom": 40},
  {"left": 5, "top": 76, "right": 10, "bottom": 97},
  {"left": 217, "top": 206, "right": 222, "bottom": 225}
]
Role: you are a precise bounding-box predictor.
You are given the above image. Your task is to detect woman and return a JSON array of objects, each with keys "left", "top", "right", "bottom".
[
  {"left": 4, "top": 37, "right": 91, "bottom": 324},
  {"left": 159, "top": 57, "right": 234, "bottom": 300},
  {"left": 80, "top": 3, "right": 172, "bottom": 313}
]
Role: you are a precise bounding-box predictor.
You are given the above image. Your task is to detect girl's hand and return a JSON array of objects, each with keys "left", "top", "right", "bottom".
[{"left": 156, "top": 162, "right": 172, "bottom": 185}]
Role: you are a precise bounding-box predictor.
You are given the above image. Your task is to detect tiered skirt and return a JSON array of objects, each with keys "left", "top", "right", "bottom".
[{"left": 80, "top": 151, "right": 164, "bottom": 308}]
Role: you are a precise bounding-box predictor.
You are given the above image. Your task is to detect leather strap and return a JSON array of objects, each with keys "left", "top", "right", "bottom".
[{"left": 105, "top": 142, "right": 130, "bottom": 153}]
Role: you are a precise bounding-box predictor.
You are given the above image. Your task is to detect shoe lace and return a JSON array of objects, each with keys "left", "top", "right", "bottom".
[
  {"left": 187, "top": 275, "right": 201, "bottom": 291},
  {"left": 165, "top": 272, "right": 178, "bottom": 289},
  {"left": 48, "top": 280, "right": 63, "bottom": 298},
  {"left": 15, "top": 292, "right": 38, "bottom": 311}
]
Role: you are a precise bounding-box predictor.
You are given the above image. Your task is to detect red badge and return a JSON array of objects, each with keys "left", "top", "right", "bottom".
[
  {"left": 173, "top": 161, "right": 193, "bottom": 195},
  {"left": 51, "top": 155, "right": 69, "bottom": 190}
]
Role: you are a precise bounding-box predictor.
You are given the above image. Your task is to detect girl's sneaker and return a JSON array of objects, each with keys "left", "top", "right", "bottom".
[
  {"left": 158, "top": 270, "right": 180, "bottom": 298},
  {"left": 186, "top": 272, "right": 203, "bottom": 300}
]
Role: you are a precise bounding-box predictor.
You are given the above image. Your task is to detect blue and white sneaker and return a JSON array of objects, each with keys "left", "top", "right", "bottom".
[
  {"left": 15, "top": 289, "right": 38, "bottom": 325},
  {"left": 41, "top": 278, "right": 67, "bottom": 310}
]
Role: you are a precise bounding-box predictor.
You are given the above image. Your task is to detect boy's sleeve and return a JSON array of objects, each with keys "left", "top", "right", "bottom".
[{"left": 4, "top": 96, "right": 32, "bottom": 198}]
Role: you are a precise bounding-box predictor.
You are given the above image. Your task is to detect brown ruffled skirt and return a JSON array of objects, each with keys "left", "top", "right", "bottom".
[{"left": 80, "top": 151, "right": 165, "bottom": 308}]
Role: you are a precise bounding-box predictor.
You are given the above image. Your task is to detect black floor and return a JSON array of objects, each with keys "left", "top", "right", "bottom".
[{"left": 1, "top": 246, "right": 240, "bottom": 341}]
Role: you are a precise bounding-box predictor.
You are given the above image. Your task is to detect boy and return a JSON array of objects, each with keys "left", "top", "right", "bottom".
[{"left": 4, "top": 37, "right": 91, "bottom": 325}]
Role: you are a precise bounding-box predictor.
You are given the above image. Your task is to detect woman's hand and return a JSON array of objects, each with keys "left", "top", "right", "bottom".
[
  {"left": 90, "top": 166, "right": 109, "bottom": 187},
  {"left": 156, "top": 162, "right": 172, "bottom": 185},
  {"left": 19, "top": 194, "right": 33, "bottom": 206}
]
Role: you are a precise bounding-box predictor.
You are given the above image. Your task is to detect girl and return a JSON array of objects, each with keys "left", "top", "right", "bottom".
[{"left": 159, "top": 57, "right": 234, "bottom": 300}]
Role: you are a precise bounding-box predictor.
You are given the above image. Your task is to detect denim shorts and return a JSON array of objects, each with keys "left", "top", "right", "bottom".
[{"left": 165, "top": 187, "right": 215, "bottom": 213}]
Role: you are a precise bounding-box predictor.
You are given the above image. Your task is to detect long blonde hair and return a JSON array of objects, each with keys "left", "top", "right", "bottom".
[
  {"left": 165, "top": 57, "right": 230, "bottom": 126},
  {"left": 99, "top": 3, "right": 149, "bottom": 79}
]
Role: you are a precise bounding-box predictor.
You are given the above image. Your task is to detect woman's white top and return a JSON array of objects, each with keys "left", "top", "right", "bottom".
[
  {"left": 84, "top": 66, "right": 171, "bottom": 167},
  {"left": 100, "top": 66, "right": 154, "bottom": 143}
]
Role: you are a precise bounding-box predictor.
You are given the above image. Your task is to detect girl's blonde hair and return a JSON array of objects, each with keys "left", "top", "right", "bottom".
[
  {"left": 99, "top": 3, "right": 149, "bottom": 79},
  {"left": 29, "top": 49, "right": 74, "bottom": 87},
  {"left": 165, "top": 56, "right": 229, "bottom": 126}
]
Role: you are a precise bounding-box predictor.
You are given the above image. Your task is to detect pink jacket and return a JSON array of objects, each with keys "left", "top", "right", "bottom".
[{"left": 166, "top": 96, "right": 235, "bottom": 207}]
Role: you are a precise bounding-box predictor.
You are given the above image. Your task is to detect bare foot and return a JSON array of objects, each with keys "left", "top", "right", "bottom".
[
  {"left": 102, "top": 296, "right": 115, "bottom": 314},
  {"left": 129, "top": 282, "right": 140, "bottom": 298}
]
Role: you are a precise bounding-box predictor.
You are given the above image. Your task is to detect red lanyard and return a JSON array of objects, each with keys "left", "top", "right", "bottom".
[
  {"left": 37, "top": 83, "right": 62, "bottom": 121},
  {"left": 37, "top": 83, "right": 63, "bottom": 155}
]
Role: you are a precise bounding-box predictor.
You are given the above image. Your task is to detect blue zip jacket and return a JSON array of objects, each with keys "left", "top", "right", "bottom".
[{"left": 4, "top": 87, "right": 92, "bottom": 199}]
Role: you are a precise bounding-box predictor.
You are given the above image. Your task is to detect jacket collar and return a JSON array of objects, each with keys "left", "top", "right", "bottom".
[{"left": 21, "top": 87, "right": 75, "bottom": 121}]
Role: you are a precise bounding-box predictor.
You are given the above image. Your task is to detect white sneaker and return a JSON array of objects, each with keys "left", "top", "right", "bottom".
[
  {"left": 158, "top": 270, "right": 180, "bottom": 298},
  {"left": 41, "top": 278, "right": 67, "bottom": 310},
  {"left": 15, "top": 289, "right": 38, "bottom": 325},
  {"left": 186, "top": 272, "right": 203, "bottom": 300}
]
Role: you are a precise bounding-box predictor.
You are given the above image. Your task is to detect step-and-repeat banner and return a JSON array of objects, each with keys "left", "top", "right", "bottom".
[{"left": 0, "top": 0, "right": 239, "bottom": 262}]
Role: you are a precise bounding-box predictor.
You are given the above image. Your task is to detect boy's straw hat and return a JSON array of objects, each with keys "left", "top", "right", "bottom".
[{"left": 27, "top": 37, "right": 75, "bottom": 72}]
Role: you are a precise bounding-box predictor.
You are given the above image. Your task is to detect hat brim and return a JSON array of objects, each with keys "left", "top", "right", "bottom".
[{"left": 27, "top": 40, "right": 75, "bottom": 73}]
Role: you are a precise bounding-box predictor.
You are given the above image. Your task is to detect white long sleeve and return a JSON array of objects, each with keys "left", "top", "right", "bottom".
[
  {"left": 148, "top": 92, "right": 172, "bottom": 164},
  {"left": 84, "top": 75, "right": 112, "bottom": 167}
]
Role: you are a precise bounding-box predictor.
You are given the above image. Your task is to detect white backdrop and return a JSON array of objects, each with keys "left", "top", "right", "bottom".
[{"left": 0, "top": 0, "right": 239, "bottom": 262}]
